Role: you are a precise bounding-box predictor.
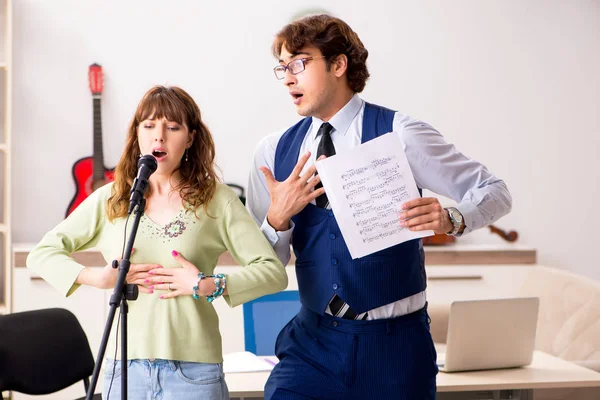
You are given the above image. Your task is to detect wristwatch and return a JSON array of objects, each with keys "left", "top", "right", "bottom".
[{"left": 445, "top": 207, "right": 464, "bottom": 236}]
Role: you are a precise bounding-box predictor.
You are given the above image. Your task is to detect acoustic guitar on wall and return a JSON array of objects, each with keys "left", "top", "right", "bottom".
[{"left": 65, "top": 64, "right": 115, "bottom": 217}]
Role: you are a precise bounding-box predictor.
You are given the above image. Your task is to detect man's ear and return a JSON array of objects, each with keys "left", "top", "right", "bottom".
[{"left": 332, "top": 54, "right": 348, "bottom": 78}]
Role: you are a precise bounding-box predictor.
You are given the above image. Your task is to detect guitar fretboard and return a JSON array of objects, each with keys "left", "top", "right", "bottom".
[{"left": 92, "top": 97, "right": 105, "bottom": 181}]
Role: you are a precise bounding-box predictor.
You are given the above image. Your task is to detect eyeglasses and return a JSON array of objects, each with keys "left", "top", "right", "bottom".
[{"left": 273, "top": 56, "right": 327, "bottom": 80}]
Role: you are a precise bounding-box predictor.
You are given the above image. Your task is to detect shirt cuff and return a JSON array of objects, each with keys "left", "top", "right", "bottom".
[
  {"left": 260, "top": 219, "right": 279, "bottom": 245},
  {"left": 260, "top": 218, "right": 294, "bottom": 265},
  {"left": 454, "top": 202, "right": 479, "bottom": 236},
  {"left": 260, "top": 218, "right": 294, "bottom": 246}
]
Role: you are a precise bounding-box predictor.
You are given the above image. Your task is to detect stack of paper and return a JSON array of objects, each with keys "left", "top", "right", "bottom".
[{"left": 223, "top": 351, "right": 277, "bottom": 373}]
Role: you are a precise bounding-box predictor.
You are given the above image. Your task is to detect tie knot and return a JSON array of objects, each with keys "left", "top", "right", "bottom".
[{"left": 317, "top": 122, "right": 334, "bottom": 138}]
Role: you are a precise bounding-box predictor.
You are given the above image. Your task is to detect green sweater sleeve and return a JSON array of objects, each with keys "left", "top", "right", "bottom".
[
  {"left": 26, "top": 184, "right": 111, "bottom": 297},
  {"left": 219, "top": 192, "right": 288, "bottom": 308}
]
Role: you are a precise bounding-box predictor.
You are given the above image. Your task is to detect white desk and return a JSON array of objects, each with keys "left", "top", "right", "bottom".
[{"left": 225, "top": 351, "right": 600, "bottom": 400}]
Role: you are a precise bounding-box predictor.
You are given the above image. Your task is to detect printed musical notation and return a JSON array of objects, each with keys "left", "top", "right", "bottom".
[{"left": 315, "top": 131, "right": 433, "bottom": 259}]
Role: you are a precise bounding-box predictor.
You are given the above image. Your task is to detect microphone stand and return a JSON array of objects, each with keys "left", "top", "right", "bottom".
[{"left": 86, "top": 198, "right": 145, "bottom": 400}]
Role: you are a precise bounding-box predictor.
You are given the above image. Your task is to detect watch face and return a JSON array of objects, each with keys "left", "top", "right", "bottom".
[{"left": 450, "top": 208, "right": 463, "bottom": 223}]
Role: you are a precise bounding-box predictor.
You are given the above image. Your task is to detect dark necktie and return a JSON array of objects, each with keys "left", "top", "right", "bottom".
[
  {"left": 314, "top": 122, "right": 368, "bottom": 320},
  {"left": 328, "top": 294, "right": 369, "bottom": 320},
  {"left": 315, "top": 122, "right": 335, "bottom": 208}
]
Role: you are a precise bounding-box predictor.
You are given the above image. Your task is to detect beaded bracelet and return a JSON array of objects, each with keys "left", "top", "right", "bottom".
[
  {"left": 206, "top": 273, "right": 227, "bottom": 303},
  {"left": 192, "top": 272, "right": 227, "bottom": 302},
  {"left": 192, "top": 272, "right": 207, "bottom": 299}
]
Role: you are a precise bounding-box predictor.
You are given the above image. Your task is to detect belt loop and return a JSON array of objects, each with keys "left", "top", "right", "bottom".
[{"left": 386, "top": 320, "right": 391, "bottom": 335}]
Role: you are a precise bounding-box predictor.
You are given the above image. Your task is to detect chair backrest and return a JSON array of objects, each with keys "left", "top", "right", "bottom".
[
  {"left": 0, "top": 307, "right": 95, "bottom": 394},
  {"left": 242, "top": 290, "right": 301, "bottom": 355},
  {"left": 518, "top": 266, "right": 600, "bottom": 363}
]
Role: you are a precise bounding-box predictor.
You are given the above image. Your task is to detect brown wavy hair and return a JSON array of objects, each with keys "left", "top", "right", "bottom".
[
  {"left": 106, "top": 85, "right": 219, "bottom": 221},
  {"left": 272, "top": 14, "right": 370, "bottom": 93}
]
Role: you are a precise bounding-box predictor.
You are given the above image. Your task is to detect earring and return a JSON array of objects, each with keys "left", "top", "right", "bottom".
[{"left": 185, "top": 149, "right": 189, "bottom": 162}]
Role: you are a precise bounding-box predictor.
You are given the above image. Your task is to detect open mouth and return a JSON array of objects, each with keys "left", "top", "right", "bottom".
[
  {"left": 152, "top": 150, "right": 167, "bottom": 159},
  {"left": 291, "top": 92, "right": 303, "bottom": 105}
]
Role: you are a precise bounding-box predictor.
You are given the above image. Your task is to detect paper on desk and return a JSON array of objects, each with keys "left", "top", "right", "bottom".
[
  {"left": 316, "top": 132, "right": 434, "bottom": 259},
  {"left": 223, "top": 351, "right": 275, "bottom": 373}
]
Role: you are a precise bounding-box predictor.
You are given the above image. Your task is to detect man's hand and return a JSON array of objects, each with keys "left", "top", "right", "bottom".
[
  {"left": 399, "top": 197, "right": 454, "bottom": 235},
  {"left": 259, "top": 151, "right": 325, "bottom": 231}
]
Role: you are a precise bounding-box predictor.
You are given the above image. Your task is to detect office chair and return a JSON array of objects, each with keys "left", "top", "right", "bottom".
[
  {"left": 243, "top": 290, "right": 301, "bottom": 355},
  {"left": 0, "top": 307, "right": 101, "bottom": 399}
]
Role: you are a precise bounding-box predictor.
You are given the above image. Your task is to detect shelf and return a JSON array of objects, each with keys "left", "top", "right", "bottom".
[
  {"left": 1, "top": 0, "right": 13, "bottom": 315},
  {"left": 13, "top": 242, "right": 537, "bottom": 268},
  {"left": 422, "top": 244, "right": 537, "bottom": 265}
]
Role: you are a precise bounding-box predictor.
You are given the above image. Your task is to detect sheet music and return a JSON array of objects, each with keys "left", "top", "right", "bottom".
[{"left": 316, "top": 132, "right": 433, "bottom": 259}]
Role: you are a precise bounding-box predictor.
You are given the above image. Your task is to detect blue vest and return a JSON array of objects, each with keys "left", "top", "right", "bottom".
[{"left": 274, "top": 102, "right": 427, "bottom": 314}]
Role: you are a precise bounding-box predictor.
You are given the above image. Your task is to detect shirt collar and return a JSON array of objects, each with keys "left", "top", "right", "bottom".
[{"left": 311, "top": 93, "right": 363, "bottom": 139}]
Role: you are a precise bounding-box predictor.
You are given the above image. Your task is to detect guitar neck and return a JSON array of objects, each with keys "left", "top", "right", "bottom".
[{"left": 92, "top": 96, "right": 105, "bottom": 180}]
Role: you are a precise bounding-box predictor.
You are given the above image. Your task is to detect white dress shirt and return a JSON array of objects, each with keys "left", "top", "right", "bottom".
[{"left": 246, "top": 94, "right": 512, "bottom": 320}]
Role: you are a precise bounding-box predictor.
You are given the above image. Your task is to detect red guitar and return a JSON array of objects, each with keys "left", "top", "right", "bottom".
[{"left": 65, "top": 64, "right": 115, "bottom": 217}]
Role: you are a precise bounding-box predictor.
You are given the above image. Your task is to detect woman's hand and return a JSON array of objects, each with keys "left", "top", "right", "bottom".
[
  {"left": 97, "top": 262, "right": 160, "bottom": 294},
  {"left": 88, "top": 250, "right": 159, "bottom": 293},
  {"left": 147, "top": 250, "right": 209, "bottom": 299},
  {"left": 75, "top": 249, "right": 160, "bottom": 293}
]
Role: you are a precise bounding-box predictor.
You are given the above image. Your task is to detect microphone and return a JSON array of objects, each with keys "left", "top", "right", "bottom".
[{"left": 128, "top": 154, "right": 158, "bottom": 214}]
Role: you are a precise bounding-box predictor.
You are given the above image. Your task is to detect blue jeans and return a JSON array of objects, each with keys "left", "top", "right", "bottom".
[{"left": 103, "top": 358, "right": 230, "bottom": 400}]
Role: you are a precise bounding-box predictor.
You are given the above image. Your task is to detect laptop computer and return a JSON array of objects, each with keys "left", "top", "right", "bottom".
[{"left": 437, "top": 297, "right": 539, "bottom": 372}]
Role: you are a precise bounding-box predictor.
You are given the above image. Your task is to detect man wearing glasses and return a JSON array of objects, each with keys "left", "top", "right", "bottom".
[{"left": 246, "top": 14, "right": 512, "bottom": 400}]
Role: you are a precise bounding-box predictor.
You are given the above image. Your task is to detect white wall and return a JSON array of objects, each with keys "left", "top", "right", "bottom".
[{"left": 10, "top": 1, "right": 600, "bottom": 279}]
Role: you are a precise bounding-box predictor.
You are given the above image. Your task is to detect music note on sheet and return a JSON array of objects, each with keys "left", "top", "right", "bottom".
[{"left": 315, "top": 132, "right": 433, "bottom": 259}]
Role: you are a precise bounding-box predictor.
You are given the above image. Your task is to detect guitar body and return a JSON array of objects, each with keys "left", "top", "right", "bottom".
[{"left": 65, "top": 156, "right": 115, "bottom": 217}]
